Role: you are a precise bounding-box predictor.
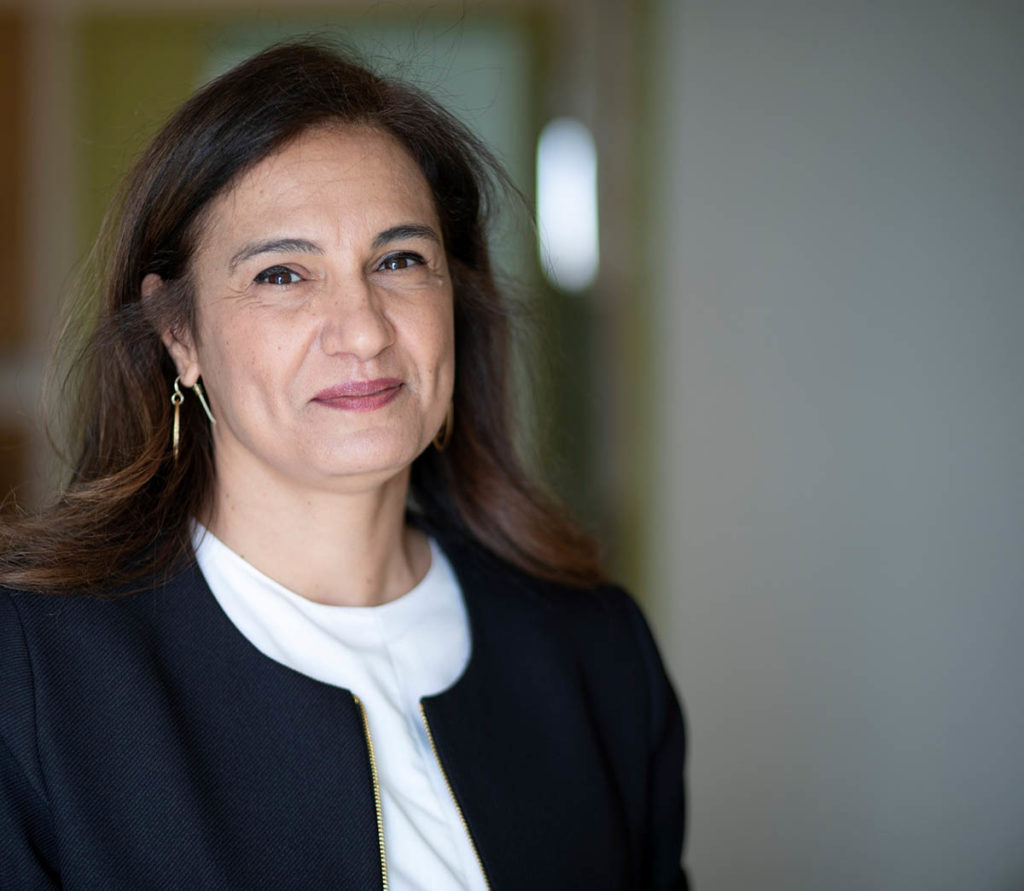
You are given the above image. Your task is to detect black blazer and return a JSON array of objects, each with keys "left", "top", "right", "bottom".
[{"left": 1, "top": 530, "right": 687, "bottom": 890}]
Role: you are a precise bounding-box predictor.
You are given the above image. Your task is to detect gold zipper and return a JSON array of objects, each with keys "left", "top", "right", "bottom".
[
  {"left": 419, "top": 703, "right": 491, "bottom": 889},
  {"left": 353, "top": 695, "right": 388, "bottom": 891}
]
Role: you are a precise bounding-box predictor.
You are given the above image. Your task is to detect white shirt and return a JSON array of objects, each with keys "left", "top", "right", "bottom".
[{"left": 193, "top": 526, "right": 488, "bottom": 891}]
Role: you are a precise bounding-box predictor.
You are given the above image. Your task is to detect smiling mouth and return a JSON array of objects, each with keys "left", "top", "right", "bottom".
[{"left": 312, "top": 379, "right": 404, "bottom": 412}]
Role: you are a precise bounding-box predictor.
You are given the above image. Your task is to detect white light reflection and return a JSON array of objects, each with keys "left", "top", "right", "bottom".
[{"left": 536, "top": 118, "right": 599, "bottom": 293}]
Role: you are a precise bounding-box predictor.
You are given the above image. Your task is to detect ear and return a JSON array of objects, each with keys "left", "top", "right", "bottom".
[{"left": 143, "top": 273, "right": 201, "bottom": 386}]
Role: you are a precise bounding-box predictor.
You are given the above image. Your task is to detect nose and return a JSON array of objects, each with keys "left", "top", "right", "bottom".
[{"left": 318, "top": 277, "right": 394, "bottom": 361}]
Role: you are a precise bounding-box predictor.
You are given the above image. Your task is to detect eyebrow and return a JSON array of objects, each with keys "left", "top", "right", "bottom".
[
  {"left": 227, "top": 224, "right": 442, "bottom": 273},
  {"left": 228, "top": 238, "right": 322, "bottom": 272},
  {"left": 372, "top": 224, "right": 442, "bottom": 249}
]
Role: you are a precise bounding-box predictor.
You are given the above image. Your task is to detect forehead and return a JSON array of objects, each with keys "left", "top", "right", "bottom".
[{"left": 198, "top": 125, "right": 439, "bottom": 245}]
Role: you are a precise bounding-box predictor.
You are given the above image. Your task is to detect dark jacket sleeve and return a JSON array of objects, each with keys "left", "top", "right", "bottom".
[
  {"left": 0, "top": 591, "right": 61, "bottom": 889},
  {"left": 621, "top": 593, "right": 689, "bottom": 890}
]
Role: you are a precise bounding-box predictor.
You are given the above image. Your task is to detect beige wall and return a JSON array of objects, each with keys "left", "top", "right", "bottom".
[{"left": 648, "top": 2, "right": 1024, "bottom": 888}]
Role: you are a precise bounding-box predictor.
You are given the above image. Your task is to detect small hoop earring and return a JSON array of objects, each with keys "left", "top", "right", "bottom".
[
  {"left": 433, "top": 403, "right": 454, "bottom": 451},
  {"left": 170, "top": 375, "right": 216, "bottom": 460},
  {"left": 170, "top": 378, "right": 185, "bottom": 460}
]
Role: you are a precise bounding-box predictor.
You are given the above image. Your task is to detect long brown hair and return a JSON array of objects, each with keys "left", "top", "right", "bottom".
[{"left": 0, "top": 40, "right": 604, "bottom": 594}]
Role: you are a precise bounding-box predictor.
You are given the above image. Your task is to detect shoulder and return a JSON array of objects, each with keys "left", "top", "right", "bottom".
[
  {"left": 0, "top": 567, "right": 209, "bottom": 782},
  {"left": 544, "top": 581, "right": 681, "bottom": 745},
  {"left": 0, "top": 587, "right": 36, "bottom": 727},
  {"left": 0, "top": 584, "right": 137, "bottom": 715},
  {"left": 438, "top": 534, "right": 688, "bottom": 874},
  {"left": 449, "top": 528, "right": 662, "bottom": 648},
  {"left": 0, "top": 587, "right": 65, "bottom": 886},
  {"left": 0, "top": 587, "right": 54, "bottom": 816},
  {"left": 0, "top": 577, "right": 162, "bottom": 655},
  {"left": 0, "top": 568, "right": 207, "bottom": 715},
  {"left": 437, "top": 529, "right": 679, "bottom": 724}
]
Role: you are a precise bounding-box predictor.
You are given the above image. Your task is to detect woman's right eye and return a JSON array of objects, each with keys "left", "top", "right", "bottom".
[{"left": 254, "top": 266, "right": 301, "bottom": 285}]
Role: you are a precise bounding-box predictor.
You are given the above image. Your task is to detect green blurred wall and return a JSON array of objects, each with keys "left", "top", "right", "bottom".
[{"left": 76, "top": 15, "right": 212, "bottom": 250}]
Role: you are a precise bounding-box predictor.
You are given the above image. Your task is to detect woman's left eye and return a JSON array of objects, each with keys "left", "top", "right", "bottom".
[
  {"left": 377, "top": 252, "right": 425, "bottom": 272},
  {"left": 254, "top": 265, "right": 302, "bottom": 285}
]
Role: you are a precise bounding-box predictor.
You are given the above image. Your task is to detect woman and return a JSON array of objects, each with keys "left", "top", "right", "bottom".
[{"left": 0, "top": 41, "right": 686, "bottom": 890}]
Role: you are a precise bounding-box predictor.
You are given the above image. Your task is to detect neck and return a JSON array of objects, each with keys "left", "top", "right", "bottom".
[{"left": 204, "top": 459, "right": 430, "bottom": 607}]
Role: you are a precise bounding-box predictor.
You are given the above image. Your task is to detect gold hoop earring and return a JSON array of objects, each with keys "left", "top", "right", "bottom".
[
  {"left": 171, "top": 378, "right": 185, "bottom": 460},
  {"left": 433, "top": 403, "right": 454, "bottom": 451},
  {"left": 170, "top": 376, "right": 216, "bottom": 460}
]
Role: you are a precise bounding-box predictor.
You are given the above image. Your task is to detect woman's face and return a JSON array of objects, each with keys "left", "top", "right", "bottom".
[{"left": 157, "top": 126, "right": 455, "bottom": 494}]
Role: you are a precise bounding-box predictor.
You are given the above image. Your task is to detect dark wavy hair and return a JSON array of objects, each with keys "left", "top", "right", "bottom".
[{"left": 0, "top": 40, "right": 604, "bottom": 594}]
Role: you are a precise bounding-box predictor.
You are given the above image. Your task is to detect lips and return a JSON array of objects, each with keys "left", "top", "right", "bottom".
[{"left": 312, "top": 379, "right": 403, "bottom": 412}]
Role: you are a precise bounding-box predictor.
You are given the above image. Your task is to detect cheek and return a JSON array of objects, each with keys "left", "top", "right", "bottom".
[
  {"left": 418, "top": 296, "right": 456, "bottom": 368},
  {"left": 390, "top": 292, "right": 452, "bottom": 372},
  {"left": 214, "top": 302, "right": 296, "bottom": 359},
  {"left": 420, "top": 321, "right": 455, "bottom": 393},
  {"left": 197, "top": 315, "right": 296, "bottom": 400}
]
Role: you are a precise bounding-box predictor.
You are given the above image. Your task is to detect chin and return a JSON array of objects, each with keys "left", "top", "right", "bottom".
[{"left": 303, "top": 438, "right": 422, "bottom": 484}]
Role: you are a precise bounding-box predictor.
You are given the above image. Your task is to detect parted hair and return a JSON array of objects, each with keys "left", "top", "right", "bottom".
[{"left": 0, "top": 39, "right": 604, "bottom": 594}]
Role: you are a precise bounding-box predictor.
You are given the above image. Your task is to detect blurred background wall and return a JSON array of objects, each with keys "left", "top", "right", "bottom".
[
  {"left": 647, "top": 2, "right": 1024, "bottom": 889},
  {"left": 0, "top": 1, "right": 1022, "bottom": 888}
]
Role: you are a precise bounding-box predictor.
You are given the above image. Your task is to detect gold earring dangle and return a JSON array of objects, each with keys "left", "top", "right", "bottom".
[
  {"left": 191, "top": 378, "right": 216, "bottom": 424},
  {"left": 171, "top": 378, "right": 185, "bottom": 460},
  {"left": 433, "top": 403, "right": 454, "bottom": 451},
  {"left": 170, "top": 376, "right": 217, "bottom": 460}
]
